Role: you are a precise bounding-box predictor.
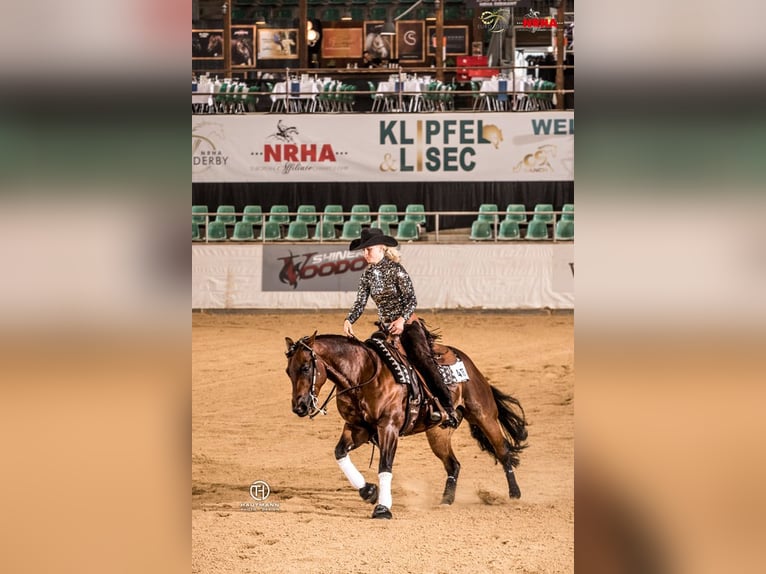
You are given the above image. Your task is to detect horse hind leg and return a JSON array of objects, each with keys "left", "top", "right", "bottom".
[
  {"left": 464, "top": 389, "right": 527, "bottom": 500},
  {"left": 426, "top": 426, "right": 461, "bottom": 505}
]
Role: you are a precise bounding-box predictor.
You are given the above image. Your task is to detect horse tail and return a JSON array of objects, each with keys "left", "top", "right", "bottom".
[{"left": 469, "top": 385, "right": 528, "bottom": 467}]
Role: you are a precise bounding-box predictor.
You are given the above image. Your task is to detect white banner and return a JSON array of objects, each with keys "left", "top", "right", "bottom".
[
  {"left": 192, "top": 243, "right": 574, "bottom": 310},
  {"left": 192, "top": 112, "right": 573, "bottom": 183}
]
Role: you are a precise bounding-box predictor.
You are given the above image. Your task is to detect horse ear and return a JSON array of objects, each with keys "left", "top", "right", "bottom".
[
  {"left": 285, "top": 337, "right": 294, "bottom": 352},
  {"left": 308, "top": 331, "right": 317, "bottom": 345}
]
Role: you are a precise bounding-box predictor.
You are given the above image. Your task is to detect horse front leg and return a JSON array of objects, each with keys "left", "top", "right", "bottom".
[
  {"left": 371, "top": 422, "right": 399, "bottom": 519},
  {"left": 334, "top": 424, "right": 377, "bottom": 505}
]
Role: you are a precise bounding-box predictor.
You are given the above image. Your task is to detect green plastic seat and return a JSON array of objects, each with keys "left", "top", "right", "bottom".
[
  {"left": 561, "top": 203, "right": 574, "bottom": 221},
  {"left": 192, "top": 222, "right": 201, "bottom": 241},
  {"left": 231, "top": 221, "right": 255, "bottom": 241},
  {"left": 498, "top": 220, "right": 521, "bottom": 240},
  {"left": 377, "top": 204, "right": 399, "bottom": 225},
  {"left": 525, "top": 219, "right": 549, "bottom": 240},
  {"left": 215, "top": 205, "right": 236, "bottom": 225},
  {"left": 370, "top": 220, "right": 391, "bottom": 236},
  {"left": 268, "top": 205, "right": 290, "bottom": 225},
  {"left": 404, "top": 204, "right": 426, "bottom": 227},
  {"left": 286, "top": 221, "right": 310, "bottom": 241},
  {"left": 259, "top": 221, "right": 281, "bottom": 241},
  {"left": 313, "top": 221, "right": 336, "bottom": 240},
  {"left": 242, "top": 205, "right": 263, "bottom": 225},
  {"left": 477, "top": 203, "right": 499, "bottom": 223},
  {"left": 339, "top": 221, "right": 362, "bottom": 241},
  {"left": 206, "top": 221, "right": 228, "bottom": 241},
  {"left": 555, "top": 219, "right": 574, "bottom": 240},
  {"left": 296, "top": 205, "right": 318, "bottom": 226},
  {"left": 395, "top": 220, "right": 420, "bottom": 241},
  {"left": 192, "top": 205, "right": 209, "bottom": 225},
  {"left": 505, "top": 204, "right": 528, "bottom": 224},
  {"left": 469, "top": 220, "right": 492, "bottom": 241},
  {"left": 322, "top": 204, "right": 344, "bottom": 227},
  {"left": 532, "top": 203, "right": 555, "bottom": 224},
  {"left": 350, "top": 204, "right": 372, "bottom": 225}
]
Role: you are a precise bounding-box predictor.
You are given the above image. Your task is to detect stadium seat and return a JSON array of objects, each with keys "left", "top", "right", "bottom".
[
  {"left": 322, "top": 204, "right": 344, "bottom": 227},
  {"left": 268, "top": 205, "right": 290, "bottom": 225},
  {"left": 295, "top": 205, "right": 318, "bottom": 226},
  {"left": 561, "top": 203, "right": 574, "bottom": 221},
  {"left": 404, "top": 204, "right": 426, "bottom": 227},
  {"left": 370, "top": 220, "right": 391, "bottom": 236},
  {"left": 377, "top": 204, "right": 399, "bottom": 226},
  {"left": 313, "top": 221, "right": 336, "bottom": 240},
  {"left": 192, "top": 205, "right": 209, "bottom": 225},
  {"left": 504, "top": 204, "right": 528, "bottom": 224},
  {"left": 286, "top": 221, "right": 310, "bottom": 240},
  {"left": 339, "top": 221, "right": 362, "bottom": 241},
  {"left": 532, "top": 203, "right": 555, "bottom": 224},
  {"left": 259, "top": 221, "right": 281, "bottom": 241},
  {"left": 231, "top": 221, "right": 255, "bottom": 241},
  {"left": 215, "top": 205, "right": 237, "bottom": 225},
  {"left": 395, "top": 220, "right": 420, "bottom": 241},
  {"left": 497, "top": 220, "right": 521, "bottom": 240},
  {"left": 477, "top": 203, "right": 499, "bottom": 223},
  {"left": 192, "top": 222, "right": 201, "bottom": 241},
  {"left": 206, "top": 221, "right": 228, "bottom": 241},
  {"left": 555, "top": 219, "right": 574, "bottom": 240},
  {"left": 350, "top": 204, "right": 372, "bottom": 225},
  {"left": 469, "top": 220, "right": 492, "bottom": 241},
  {"left": 242, "top": 205, "right": 263, "bottom": 225},
  {"left": 525, "top": 219, "right": 549, "bottom": 240}
]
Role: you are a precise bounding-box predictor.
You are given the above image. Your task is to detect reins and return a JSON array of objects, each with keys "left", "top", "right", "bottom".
[{"left": 288, "top": 336, "right": 381, "bottom": 419}]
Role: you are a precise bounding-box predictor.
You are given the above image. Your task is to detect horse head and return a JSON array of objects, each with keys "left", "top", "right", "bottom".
[{"left": 284, "top": 332, "right": 328, "bottom": 417}]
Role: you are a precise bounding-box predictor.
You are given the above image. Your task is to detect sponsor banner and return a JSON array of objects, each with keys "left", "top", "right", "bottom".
[
  {"left": 192, "top": 112, "right": 573, "bottom": 183},
  {"left": 192, "top": 244, "right": 574, "bottom": 309},
  {"left": 262, "top": 245, "right": 365, "bottom": 292},
  {"left": 552, "top": 242, "right": 574, "bottom": 294}
]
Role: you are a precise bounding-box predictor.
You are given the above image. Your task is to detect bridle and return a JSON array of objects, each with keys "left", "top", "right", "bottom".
[{"left": 286, "top": 335, "right": 381, "bottom": 418}]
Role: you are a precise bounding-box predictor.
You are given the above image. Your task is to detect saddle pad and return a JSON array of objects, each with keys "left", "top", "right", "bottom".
[{"left": 365, "top": 337, "right": 414, "bottom": 386}]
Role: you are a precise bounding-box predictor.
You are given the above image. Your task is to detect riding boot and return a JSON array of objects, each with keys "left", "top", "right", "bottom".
[{"left": 401, "top": 321, "right": 459, "bottom": 428}]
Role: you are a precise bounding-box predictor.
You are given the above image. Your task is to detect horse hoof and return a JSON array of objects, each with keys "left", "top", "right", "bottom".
[
  {"left": 509, "top": 485, "right": 521, "bottom": 499},
  {"left": 359, "top": 483, "right": 378, "bottom": 504},
  {"left": 371, "top": 504, "right": 392, "bottom": 519}
]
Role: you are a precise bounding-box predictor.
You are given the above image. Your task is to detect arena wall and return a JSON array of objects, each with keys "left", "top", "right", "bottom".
[{"left": 192, "top": 243, "right": 574, "bottom": 310}]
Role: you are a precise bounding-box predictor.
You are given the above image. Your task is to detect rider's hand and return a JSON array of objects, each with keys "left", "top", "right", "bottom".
[
  {"left": 343, "top": 319, "right": 355, "bottom": 338},
  {"left": 389, "top": 317, "right": 405, "bottom": 335}
]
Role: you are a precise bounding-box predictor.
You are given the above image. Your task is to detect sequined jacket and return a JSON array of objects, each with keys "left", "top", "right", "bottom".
[{"left": 346, "top": 257, "right": 417, "bottom": 325}]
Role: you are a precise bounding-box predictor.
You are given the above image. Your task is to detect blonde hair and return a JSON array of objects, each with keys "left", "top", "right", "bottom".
[{"left": 384, "top": 246, "right": 401, "bottom": 263}]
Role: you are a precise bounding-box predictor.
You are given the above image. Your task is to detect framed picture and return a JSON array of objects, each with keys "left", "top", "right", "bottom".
[
  {"left": 427, "top": 26, "right": 469, "bottom": 56},
  {"left": 257, "top": 28, "right": 299, "bottom": 60},
  {"left": 192, "top": 29, "right": 224, "bottom": 60},
  {"left": 396, "top": 21, "right": 425, "bottom": 63},
  {"left": 363, "top": 21, "right": 395, "bottom": 60},
  {"left": 231, "top": 26, "right": 256, "bottom": 67},
  {"left": 472, "top": 41, "right": 483, "bottom": 56},
  {"left": 322, "top": 28, "right": 364, "bottom": 59}
]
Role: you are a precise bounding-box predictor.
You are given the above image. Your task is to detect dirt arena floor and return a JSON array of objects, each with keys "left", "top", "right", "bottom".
[{"left": 192, "top": 311, "right": 573, "bottom": 574}]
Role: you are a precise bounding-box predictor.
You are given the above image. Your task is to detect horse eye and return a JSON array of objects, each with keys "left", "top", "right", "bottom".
[{"left": 300, "top": 365, "right": 311, "bottom": 374}]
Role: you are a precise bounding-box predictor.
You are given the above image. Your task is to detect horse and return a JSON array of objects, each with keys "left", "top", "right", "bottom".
[{"left": 284, "top": 331, "right": 528, "bottom": 519}]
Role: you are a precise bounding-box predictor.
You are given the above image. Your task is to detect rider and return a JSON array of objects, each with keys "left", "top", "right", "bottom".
[{"left": 343, "top": 228, "right": 459, "bottom": 428}]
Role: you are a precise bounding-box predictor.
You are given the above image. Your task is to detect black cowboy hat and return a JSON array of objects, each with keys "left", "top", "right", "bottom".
[{"left": 349, "top": 227, "right": 398, "bottom": 251}]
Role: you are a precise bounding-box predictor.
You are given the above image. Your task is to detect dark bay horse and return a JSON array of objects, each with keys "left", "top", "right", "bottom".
[{"left": 284, "top": 332, "right": 528, "bottom": 519}]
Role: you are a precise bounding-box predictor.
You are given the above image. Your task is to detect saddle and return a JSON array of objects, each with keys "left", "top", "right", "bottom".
[{"left": 364, "top": 330, "right": 469, "bottom": 436}]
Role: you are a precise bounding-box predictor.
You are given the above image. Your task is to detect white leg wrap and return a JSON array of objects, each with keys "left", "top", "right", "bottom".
[
  {"left": 337, "top": 456, "right": 366, "bottom": 490},
  {"left": 378, "top": 472, "right": 393, "bottom": 509}
]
